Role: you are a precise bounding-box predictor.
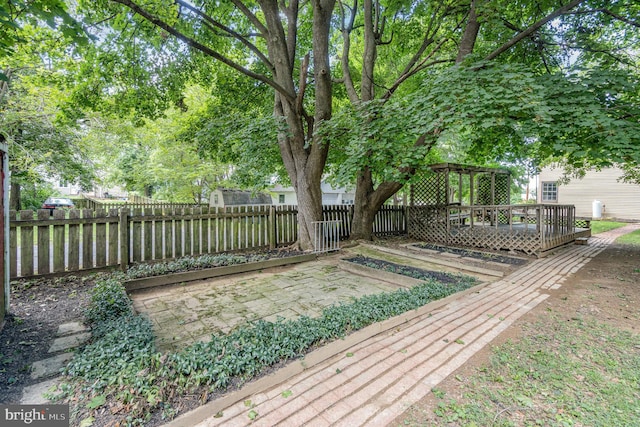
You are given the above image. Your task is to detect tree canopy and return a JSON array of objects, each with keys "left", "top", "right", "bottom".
[{"left": 4, "top": 0, "right": 639, "bottom": 242}]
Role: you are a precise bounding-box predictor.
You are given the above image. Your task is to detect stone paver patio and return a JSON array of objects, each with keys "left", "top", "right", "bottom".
[{"left": 131, "top": 254, "right": 422, "bottom": 351}]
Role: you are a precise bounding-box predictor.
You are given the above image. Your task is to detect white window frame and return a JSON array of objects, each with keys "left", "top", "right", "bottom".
[{"left": 541, "top": 182, "right": 558, "bottom": 202}]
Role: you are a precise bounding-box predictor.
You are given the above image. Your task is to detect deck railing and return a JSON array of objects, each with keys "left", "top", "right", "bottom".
[{"left": 408, "top": 204, "right": 577, "bottom": 255}]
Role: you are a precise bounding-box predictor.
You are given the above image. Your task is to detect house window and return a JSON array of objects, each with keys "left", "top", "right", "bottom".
[
  {"left": 279, "top": 194, "right": 285, "bottom": 204},
  {"left": 59, "top": 180, "right": 68, "bottom": 188},
  {"left": 542, "top": 182, "right": 558, "bottom": 202},
  {"left": 213, "top": 194, "right": 219, "bottom": 205}
]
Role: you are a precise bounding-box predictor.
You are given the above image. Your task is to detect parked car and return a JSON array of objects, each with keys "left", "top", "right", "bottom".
[{"left": 42, "top": 197, "right": 75, "bottom": 214}]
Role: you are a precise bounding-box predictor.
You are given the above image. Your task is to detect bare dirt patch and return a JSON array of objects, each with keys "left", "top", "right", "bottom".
[
  {"left": 395, "top": 241, "right": 640, "bottom": 425},
  {"left": 0, "top": 275, "right": 95, "bottom": 404}
]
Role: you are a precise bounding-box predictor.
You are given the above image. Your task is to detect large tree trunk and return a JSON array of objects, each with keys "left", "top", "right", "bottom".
[
  {"left": 267, "top": 0, "right": 334, "bottom": 251},
  {"left": 350, "top": 167, "right": 402, "bottom": 240},
  {"left": 293, "top": 174, "right": 324, "bottom": 249}
]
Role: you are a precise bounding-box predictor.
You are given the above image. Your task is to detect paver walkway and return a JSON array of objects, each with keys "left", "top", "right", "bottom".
[{"left": 168, "top": 224, "right": 639, "bottom": 427}]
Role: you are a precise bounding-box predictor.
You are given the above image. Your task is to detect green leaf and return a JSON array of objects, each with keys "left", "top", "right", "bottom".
[
  {"left": 248, "top": 409, "right": 258, "bottom": 420},
  {"left": 87, "top": 395, "right": 106, "bottom": 409},
  {"left": 79, "top": 417, "right": 95, "bottom": 427},
  {"left": 281, "top": 390, "right": 293, "bottom": 398}
]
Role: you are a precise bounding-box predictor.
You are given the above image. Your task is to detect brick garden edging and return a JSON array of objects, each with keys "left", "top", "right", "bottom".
[{"left": 124, "top": 254, "right": 317, "bottom": 291}]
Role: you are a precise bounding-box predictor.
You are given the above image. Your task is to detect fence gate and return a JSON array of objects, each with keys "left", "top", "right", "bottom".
[{"left": 312, "top": 220, "right": 341, "bottom": 253}]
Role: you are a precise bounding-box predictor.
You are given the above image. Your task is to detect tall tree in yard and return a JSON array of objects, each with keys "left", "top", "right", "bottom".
[
  {"left": 88, "top": 0, "right": 336, "bottom": 249},
  {"left": 80, "top": 0, "right": 639, "bottom": 245},
  {"left": 333, "top": 0, "right": 639, "bottom": 239}
]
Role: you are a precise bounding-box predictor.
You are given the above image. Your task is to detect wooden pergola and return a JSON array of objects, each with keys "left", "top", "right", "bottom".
[
  {"left": 409, "top": 163, "right": 511, "bottom": 207},
  {"left": 407, "top": 163, "right": 582, "bottom": 256}
]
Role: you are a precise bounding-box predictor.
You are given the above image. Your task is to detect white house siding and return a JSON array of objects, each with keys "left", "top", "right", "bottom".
[
  {"left": 270, "top": 183, "right": 355, "bottom": 206},
  {"left": 538, "top": 166, "right": 640, "bottom": 220},
  {"left": 322, "top": 194, "right": 339, "bottom": 205},
  {"left": 270, "top": 185, "right": 298, "bottom": 205}
]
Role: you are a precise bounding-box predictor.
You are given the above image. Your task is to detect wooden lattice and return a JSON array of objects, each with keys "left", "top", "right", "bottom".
[
  {"left": 410, "top": 171, "right": 447, "bottom": 206},
  {"left": 411, "top": 163, "right": 511, "bottom": 207},
  {"left": 408, "top": 204, "right": 577, "bottom": 256},
  {"left": 407, "top": 206, "right": 448, "bottom": 242},
  {"left": 407, "top": 164, "right": 581, "bottom": 255},
  {"left": 448, "top": 226, "right": 541, "bottom": 255},
  {"left": 476, "top": 173, "right": 510, "bottom": 205}
]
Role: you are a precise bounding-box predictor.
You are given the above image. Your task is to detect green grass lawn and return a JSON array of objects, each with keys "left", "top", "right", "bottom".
[
  {"left": 616, "top": 229, "right": 640, "bottom": 246},
  {"left": 403, "top": 318, "right": 640, "bottom": 427},
  {"left": 589, "top": 221, "right": 640, "bottom": 246},
  {"left": 590, "top": 220, "right": 627, "bottom": 234}
]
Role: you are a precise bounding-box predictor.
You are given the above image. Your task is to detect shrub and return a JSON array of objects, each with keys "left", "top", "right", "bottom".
[
  {"left": 84, "top": 275, "right": 132, "bottom": 325},
  {"left": 125, "top": 253, "right": 270, "bottom": 279}
]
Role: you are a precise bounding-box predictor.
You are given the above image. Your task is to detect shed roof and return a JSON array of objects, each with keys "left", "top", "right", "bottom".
[{"left": 218, "top": 189, "right": 272, "bottom": 205}]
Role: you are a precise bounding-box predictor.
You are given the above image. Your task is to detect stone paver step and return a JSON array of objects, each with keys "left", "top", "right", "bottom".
[
  {"left": 48, "top": 332, "right": 91, "bottom": 353},
  {"left": 19, "top": 377, "right": 62, "bottom": 405},
  {"left": 56, "top": 321, "right": 89, "bottom": 337},
  {"left": 30, "top": 352, "right": 74, "bottom": 380}
]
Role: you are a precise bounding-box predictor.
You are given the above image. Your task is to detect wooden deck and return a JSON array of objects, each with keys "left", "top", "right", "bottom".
[{"left": 408, "top": 204, "right": 585, "bottom": 256}]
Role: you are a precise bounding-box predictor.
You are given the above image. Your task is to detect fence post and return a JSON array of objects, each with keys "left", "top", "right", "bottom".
[
  {"left": 403, "top": 206, "right": 408, "bottom": 234},
  {"left": 120, "top": 208, "right": 129, "bottom": 272},
  {"left": 9, "top": 210, "right": 16, "bottom": 278},
  {"left": 37, "top": 210, "right": 50, "bottom": 275},
  {"left": 269, "top": 205, "right": 276, "bottom": 249}
]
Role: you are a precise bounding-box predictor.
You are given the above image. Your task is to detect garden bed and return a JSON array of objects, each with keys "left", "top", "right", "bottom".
[
  {"left": 57, "top": 257, "right": 479, "bottom": 426},
  {"left": 343, "top": 255, "right": 476, "bottom": 285},
  {"left": 411, "top": 243, "right": 529, "bottom": 265},
  {"left": 125, "top": 253, "right": 316, "bottom": 291}
]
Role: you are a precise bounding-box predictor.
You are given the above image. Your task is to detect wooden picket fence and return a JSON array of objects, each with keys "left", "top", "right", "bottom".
[
  {"left": 77, "top": 195, "right": 206, "bottom": 212},
  {"left": 9, "top": 204, "right": 406, "bottom": 278}
]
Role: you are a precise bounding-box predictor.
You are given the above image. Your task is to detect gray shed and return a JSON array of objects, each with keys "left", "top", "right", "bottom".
[{"left": 209, "top": 188, "right": 272, "bottom": 207}]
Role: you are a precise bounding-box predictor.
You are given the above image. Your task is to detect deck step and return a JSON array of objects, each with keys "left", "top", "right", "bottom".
[{"left": 575, "top": 237, "right": 589, "bottom": 245}]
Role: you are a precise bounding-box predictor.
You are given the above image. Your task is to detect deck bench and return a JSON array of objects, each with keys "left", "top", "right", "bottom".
[{"left": 448, "top": 212, "right": 470, "bottom": 226}]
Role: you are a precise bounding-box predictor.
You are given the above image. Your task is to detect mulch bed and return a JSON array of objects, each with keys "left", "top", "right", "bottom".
[
  {"left": 344, "top": 255, "right": 470, "bottom": 285},
  {"left": 0, "top": 275, "right": 94, "bottom": 404},
  {"left": 414, "top": 243, "right": 529, "bottom": 265}
]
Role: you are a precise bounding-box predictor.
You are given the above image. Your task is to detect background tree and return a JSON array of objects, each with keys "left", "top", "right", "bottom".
[
  {"left": 78, "top": 86, "right": 235, "bottom": 203},
  {"left": 0, "top": 22, "right": 94, "bottom": 210}
]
